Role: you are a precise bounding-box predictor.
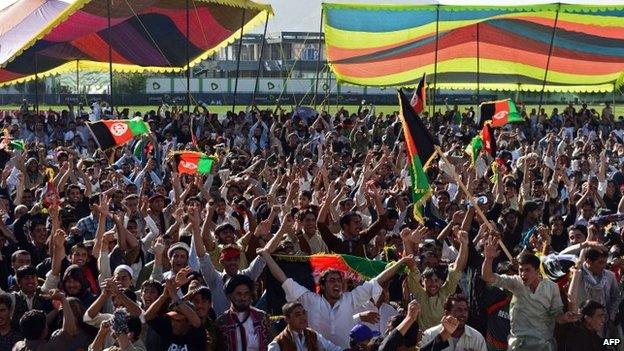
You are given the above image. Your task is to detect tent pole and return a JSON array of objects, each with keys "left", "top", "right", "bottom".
[
  {"left": 252, "top": 11, "right": 269, "bottom": 105},
  {"left": 476, "top": 22, "right": 480, "bottom": 105},
  {"left": 613, "top": 83, "right": 616, "bottom": 113},
  {"left": 76, "top": 60, "right": 80, "bottom": 96},
  {"left": 313, "top": 8, "right": 324, "bottom": 108},
  {"left": 185, "top": 0, "right": 190, "bottom": 113},
  {"left": 107, "top": 0, "right": 114, "bottom": 115},
  {"left": 538, "top": 4, "right": 560, "bottom": 117},
  {"left": 232, "top": 9, "right": 246, "bottom": 113},
  {"left": 34, "top": 54, "right": 39, "bottom": 115},
  {"left": 432, "top": 4, "right": 440, "bottom": 117}
]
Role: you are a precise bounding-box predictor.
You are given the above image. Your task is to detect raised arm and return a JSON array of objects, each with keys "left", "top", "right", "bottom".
[
  {"left": 51, "top": 290, "right": 78, "bottom": 336},
  {"left": 481, "top": 236, "right": 498, "bottom": 284},
  {"left": 144, "top": 279, "right": 170, "bottom": 321},
  {"left": 376, "top": 255, "right": 412, "bottom": 285},
  {"left": 165, "top": 278, "right": 201, "bottom": 328},
  {"left": 452, "top": 230, "right": 469, "bottom": 272},
  {"left": 189, "top": 207, "right": 205, "bottom": 257},
  {"left": 257, "top": 248, "right": 288, "bottom": 283}
]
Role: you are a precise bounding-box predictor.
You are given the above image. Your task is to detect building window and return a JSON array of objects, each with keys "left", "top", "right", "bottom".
[{"left": 302, "top": 45, "right": 319, "bottom": 61}]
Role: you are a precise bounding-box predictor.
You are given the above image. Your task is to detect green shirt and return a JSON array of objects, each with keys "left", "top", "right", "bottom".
[
  {"left": 492, "top": 274, "right": 563, "bottom": 343},
  {"left": 407, "top": 267, "right": 462, "bottom": 330}
]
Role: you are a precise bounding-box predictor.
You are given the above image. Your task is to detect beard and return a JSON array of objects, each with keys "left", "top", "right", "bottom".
[{"left": 232, "top": 300, "right": 250, "bottom": 312}]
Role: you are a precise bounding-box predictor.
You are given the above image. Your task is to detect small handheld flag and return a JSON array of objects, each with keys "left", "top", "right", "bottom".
[
  {"left": 86, "top": 117, "right": 150, "bottom": 150},
  {"left": 478, "top": 99, "right": 523, "bottom": 128},
  {"left": 172, "top": 151, "right": 216, "bottom": 175},
  {"left": 410, "top": 73, "right": 427, "bottom": 115}
]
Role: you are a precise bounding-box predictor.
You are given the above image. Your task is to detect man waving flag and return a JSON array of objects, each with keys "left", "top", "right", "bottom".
[
  {"left": 410, "top": 73, "right": 427, "bottom": 115},
  {"left": 398, "top": 89, "right": 438, "bottom": 223}
]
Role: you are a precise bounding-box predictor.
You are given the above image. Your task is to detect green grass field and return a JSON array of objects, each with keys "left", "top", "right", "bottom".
[{"left": 1, "top": 103, "right": 622, "bottom": 117}]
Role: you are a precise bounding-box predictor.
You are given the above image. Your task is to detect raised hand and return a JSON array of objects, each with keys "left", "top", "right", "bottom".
[
  {"left": 175, "top": 266, "right": 193, "bottom": 287},
  {"left": 53, "top": 229, "right": 66, "bottom": 248},
  {"left": 254, "top": 219, "right": 272, "bottom": 238},
  {"left": 441, "top": 315, "right": 459, "bottom": 335},
  {"left": 483, "top": 236, "right": 500, "bottom": 259},
  {"left": 457, "top": 230, "right": 469, "bottom": 246},
  {"left": 406, "top": 299, "right": 421, "bottom": 319},
  {"left": 358, "top": 311, "right": 380, "bottom": 324},
  {"left": 152, "top": 236, "right": 165, "bottom": 256}
]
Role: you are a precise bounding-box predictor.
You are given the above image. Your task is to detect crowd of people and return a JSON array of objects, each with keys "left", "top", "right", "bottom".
[{"left": 0, "top": 97, "right": 622, "bottom": 351}]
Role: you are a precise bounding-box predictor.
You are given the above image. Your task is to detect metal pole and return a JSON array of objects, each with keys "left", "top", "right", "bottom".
[
  {"left": 538, "top": 4, "right": 560, "bottom": 116},
  {"left": 313, "top": 8, "right": 324, "bottom": 108},
  {"left": 231, "top": 9, "right": 246, "bottom": 113},
  {"left": 34, "top": 54, "right": 39, "bottom": 115},
  {"left": 107, "top": 0, "right": 114, "bottom": 114},
  {"left": 476, "top": 22, "right": 480, "bottom": 105},
  {"left": 76, "top": 60, "right": 80, "bottom": 95},
  {"left": 252, "top": 11, "right": 269, "bottom": 104},
  {"left": 186, "top": 0, "right": 190, "bottom": 113},
  {"left": 613, "top": 83, "right": 616, "bottom": 114},
  {"left": 432, "top": 4, "right": 440, "bottom": 117}
]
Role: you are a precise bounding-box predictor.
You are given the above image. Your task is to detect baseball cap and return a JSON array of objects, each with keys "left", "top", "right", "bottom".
[
  {"left": 350, "top": 324, "right": 380, "bottom": 343},
  {"left": 167, "top": 242, "right": 190, "bottom": 258}
]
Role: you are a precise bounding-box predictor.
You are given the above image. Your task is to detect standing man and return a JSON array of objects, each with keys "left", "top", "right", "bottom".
[
  {"left": 568, "top": 248, "right": 620, "bottom": 335},
  {"left": 419, "top": 294, "right": 487, "bottom": 351},
  {"left": 482, "top": 237, "right": 577, "bottom": 351},
  {"left": 216, "top": 274, "right": 272, "bottom": 351},
  {"left": 259, "top": 248, "right": 412, "bottom": 348}
]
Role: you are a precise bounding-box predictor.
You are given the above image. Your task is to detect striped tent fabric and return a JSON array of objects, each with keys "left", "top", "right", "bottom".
[
  {"left": 0, "top": 0, "right": 273, "bottom": 86},
  {"left": 323, "top": 3, "right": 624, "bottom": 92}
]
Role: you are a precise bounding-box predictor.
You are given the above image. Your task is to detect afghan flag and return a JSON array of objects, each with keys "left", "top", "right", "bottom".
[
  {"left": 478, "top": 99, "right": 523, "bottom": 128},
  {"left": 86, "top": 117, "right": 150, "bottom": 150},
  {"left": 265, "top": 254, "right": 392, "bottom": 315},
  {"left": 398, "top": 89, "right": 437, "bottom": 223},
  {"left": 481, "top": 121, "right": 496, "bottom": 157},
  {"left": 410, "top": 73, "right": 426, "bottom": 115},
  {"left": 172, "top": 151, "right": 216, "bottom": 175}
]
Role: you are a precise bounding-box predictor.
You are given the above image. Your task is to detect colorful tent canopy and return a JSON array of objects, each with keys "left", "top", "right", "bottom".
[
  {"left": 0, "top": 0, "right": 272, "bottom": 86},
  {"left": 323, "top": 2, "right": 624, "bottom": 92}
]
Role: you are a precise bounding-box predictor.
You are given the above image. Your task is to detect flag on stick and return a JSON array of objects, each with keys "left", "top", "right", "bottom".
[
  {"left": 410, "top": 73, "right": 427, "bottom": 115},
  {"left": 478, "top": 99, "right": 523, "bottom": 128},
  {"left": 86, "top": 117, "right": 150, "bottom": 150},
  {"left": 398, "top": 89, "right": 438, "bottom": 223},
  {"left": 172, "top": 151, "right": 216, "bottom": 175}
]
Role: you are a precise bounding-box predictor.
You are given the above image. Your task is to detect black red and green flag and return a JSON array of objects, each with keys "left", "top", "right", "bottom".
[
  {"left": 398, "top": 89, "right": 437, "bottom": 223},
  {"left": 481, "top": 121, "right": 497, "bottom": 157},
  {"left": 466, "top": 121, "right": 497, "bottom": 164},
  {"left": 86, "top": 117, "right": 150, "bottom": 150},
  {"left": 265, "top": 254, "right": 392, "bottom": 315},
  {"left": 478, "top": 99, "right": 523, "bottom": 128},
  {"left": 172, "top": 151, "right": 216, "bottom": 175},
  {"left": 410, "top": 73, "right": 426, "bottom": 114}
]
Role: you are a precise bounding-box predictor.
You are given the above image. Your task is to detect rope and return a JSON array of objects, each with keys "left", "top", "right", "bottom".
[
  {"left": 122, "top": 0, "right": 172, "bottom": 67},
  {"left": 297, "top": 65, "right": 328, "bottom": 107},
  {"left": 191, "top": 0, "right": 210, "bottom": 49},
  {"left": 276, "top": 33, "right": 313, "bottom": 105}
]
